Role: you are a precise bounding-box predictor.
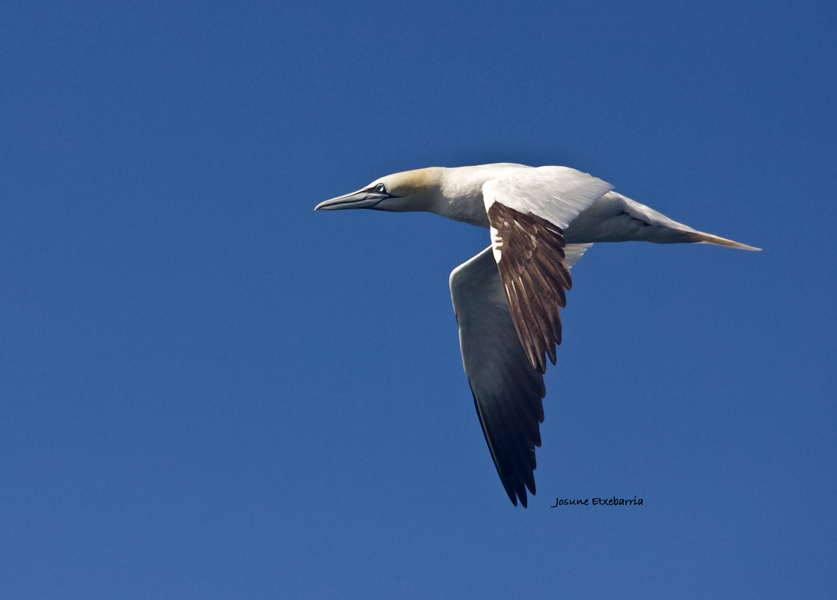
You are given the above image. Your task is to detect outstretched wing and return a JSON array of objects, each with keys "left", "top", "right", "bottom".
[
  {"left": 450, "top": 247, "right": 545, "bottom": 507},
  {"left": 484, "top": 167, "right": 612, "bottom": 372}
]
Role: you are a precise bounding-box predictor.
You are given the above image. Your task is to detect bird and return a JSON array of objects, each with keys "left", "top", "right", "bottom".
[{"left": 315, "top": 163, "right": 759, "bottom": 507}]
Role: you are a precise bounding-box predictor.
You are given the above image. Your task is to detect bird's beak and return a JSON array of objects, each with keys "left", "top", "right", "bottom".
[{"left": 314, "top": 188, "right": 388, "bottom": 211}]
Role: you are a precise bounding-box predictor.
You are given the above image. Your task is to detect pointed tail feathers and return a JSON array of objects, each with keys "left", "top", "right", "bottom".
[{"left": 686, "top": 231, "right": 761, "bottom": 251}]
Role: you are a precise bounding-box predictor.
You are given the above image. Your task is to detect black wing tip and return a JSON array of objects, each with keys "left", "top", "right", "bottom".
[
  {"left": 506, "top": 488, "right": 519, "bottom": 507},
  {"left": 501, "top": 463, "right": 537, "bottom": 508},
  {"left": 504, "top": 484, "right": 535, "bottom": 508}
]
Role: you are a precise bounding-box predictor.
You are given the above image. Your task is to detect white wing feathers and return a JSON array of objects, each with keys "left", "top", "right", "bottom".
[
  {"left": 564, "top": 243, "right": 593, "bottom": 268},
  {"left": 482, "top": 166, "right": 613, "bottom": 230},
  {"left": 450, "top": 248, "right": 545, "bottom": 507}
]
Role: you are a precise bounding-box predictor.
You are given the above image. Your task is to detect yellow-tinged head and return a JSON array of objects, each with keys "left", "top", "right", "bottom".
[{"left": 314, "top": 167, "right": 443, "bottom": 213}]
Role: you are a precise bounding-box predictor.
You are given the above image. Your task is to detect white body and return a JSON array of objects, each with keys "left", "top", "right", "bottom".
[{"left": 315, "top": 163, "right": 758, "bottom": 507}]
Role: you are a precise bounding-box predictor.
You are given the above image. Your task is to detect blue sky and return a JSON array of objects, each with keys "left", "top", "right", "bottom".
[{"left": 1, "top": 1, "right": 835, "bottom": 598}]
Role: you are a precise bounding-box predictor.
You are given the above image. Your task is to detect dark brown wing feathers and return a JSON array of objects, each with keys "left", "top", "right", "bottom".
[{"left": 487, "top": 202, "right": 572, "bottom": 373}]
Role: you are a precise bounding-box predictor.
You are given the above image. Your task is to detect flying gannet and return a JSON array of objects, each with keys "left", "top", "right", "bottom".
[{"left": 315, "top": 163, "right": 758, "bottom": 507}]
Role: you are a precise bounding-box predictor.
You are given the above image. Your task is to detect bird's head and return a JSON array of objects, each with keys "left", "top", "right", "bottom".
[{"left": 314, "top": 167, "right": 443, "bottom": 213}]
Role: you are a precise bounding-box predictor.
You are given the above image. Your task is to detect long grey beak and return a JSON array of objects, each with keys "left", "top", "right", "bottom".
[{"left": 314, "top": 189, "right": 388, "bottom": 211}]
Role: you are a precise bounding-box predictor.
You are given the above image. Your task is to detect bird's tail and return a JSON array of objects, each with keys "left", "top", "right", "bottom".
[{"left": 685, "top": 230, "right": 761, "bottom": 251}]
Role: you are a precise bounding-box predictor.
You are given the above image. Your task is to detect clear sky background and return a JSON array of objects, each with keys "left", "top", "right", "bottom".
[{"left": 1, "top": 1, "right": 835, "bottom": 598}]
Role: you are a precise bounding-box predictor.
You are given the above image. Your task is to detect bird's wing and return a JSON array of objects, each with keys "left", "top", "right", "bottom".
[
  {"left": 483, "top": 168, "right": 612, "bottom": 372},
  {"left": 450, "top": 247, "right": 546, "bottom": 507},
  {"left": 564, "top": 243, "right": 593, "bottom": 268}
]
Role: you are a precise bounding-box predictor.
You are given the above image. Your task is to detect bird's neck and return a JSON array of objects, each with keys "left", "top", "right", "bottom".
[{"left": 425, "top": 168, "right": 492, "bottom": 228}]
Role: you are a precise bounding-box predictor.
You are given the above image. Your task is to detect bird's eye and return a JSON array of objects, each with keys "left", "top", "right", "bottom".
[{"left": 375, "top": 183, "right": 386, "bottom": 194}]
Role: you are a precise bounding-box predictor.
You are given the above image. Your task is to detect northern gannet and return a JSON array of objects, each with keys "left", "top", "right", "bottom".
[{"left": 315, "top": 163, "right": 759, "bottom": 507}]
